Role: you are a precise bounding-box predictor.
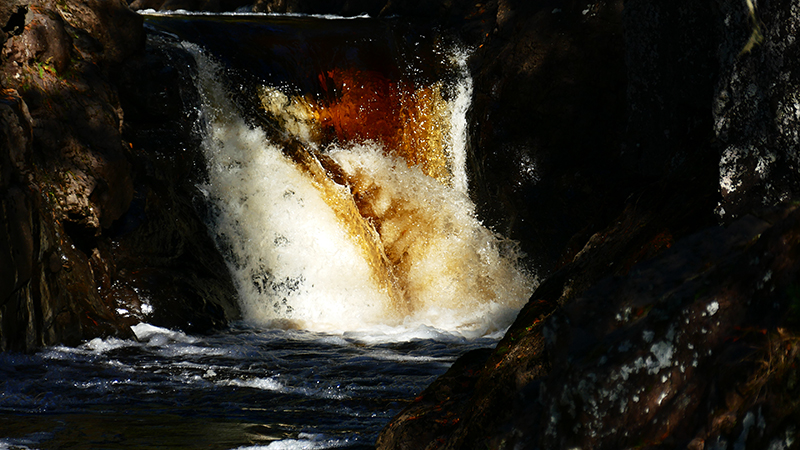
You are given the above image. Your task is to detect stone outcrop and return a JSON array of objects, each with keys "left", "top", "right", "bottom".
[
  {"left": 714, "top": 0, "right": 800, "bottom": 220},
  {"left": 0, "top": 0, "right": 239, "bottom": 351},
  {"left": 465, "top": 0, "right": 629, "bottom": 273},
  {"left": 0, "top": 0, "right": 140, "bottom": 351},
  {"left": 377, "top": 0, "right": 800, "bottom": 448}
]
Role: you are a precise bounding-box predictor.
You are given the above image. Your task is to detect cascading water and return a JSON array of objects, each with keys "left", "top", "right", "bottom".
[
  {"left": 176, "top": 16, "right": 536, "bottom": 335},
  {"left": 0, "top": 13, "right": 537, "bottom": 450}
]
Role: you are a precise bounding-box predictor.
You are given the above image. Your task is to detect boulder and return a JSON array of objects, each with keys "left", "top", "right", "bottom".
[
  {"left": 714, "top": 0, "right": 800, "bottom": 220},
  {"left": 1, "top": 89, "right": 132, "bottom": 350},
  {"left": 535, "top": 207, "right": 800, "bottom": 449},
  {"left": 465, "top": 0, "right": 629, "bottom": 274}
]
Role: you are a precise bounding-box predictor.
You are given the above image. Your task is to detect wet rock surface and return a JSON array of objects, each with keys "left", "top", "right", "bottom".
[
  {"left": 465, "top": 0, "right": 629, "bottom": 273},
  {"left": 534, "top": 207, "right": 800, "bottom": 450},
  {"left": 0, "top": 0, "right": 238, "bottom": 351},
  {"left": 714, "top": 0, "right": 800, "bottom": 221}
]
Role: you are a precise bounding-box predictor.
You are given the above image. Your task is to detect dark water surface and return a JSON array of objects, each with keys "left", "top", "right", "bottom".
[{"left": 0, "top": 323, "right": 496, "bottom": 449}]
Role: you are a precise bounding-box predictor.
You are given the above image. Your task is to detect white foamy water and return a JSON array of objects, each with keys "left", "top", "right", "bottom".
[
  {"left": 140, "top": 9, "right": 373, "bottom": 20},
  {"left": 186, "top": 41, "right": 535, "bottom": 335},
  {"left": 446, "top": 48, "right": 473, "bottom": 196},
  {"left": 328, "top": 145, "right": 533, "bottom": 334},
  {"left": 189, "top": 43, "right": 401, "bottom": 331},
  {"left": 234, "top": 432, "right": 352, "bottom": 450}
]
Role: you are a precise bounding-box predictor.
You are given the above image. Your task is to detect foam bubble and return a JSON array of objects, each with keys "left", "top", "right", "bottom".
[
  {"left": 131, "top": 323, "right": 196, "bottom": 344},
  {"left": 0, "top": 438, "right": 42, "bottom": 450},
  {"left": 233, "top": 432, "right": 351, "bottom": 450},
  {"left": 221, "top": 377, "right": 349, "bottom": 400}
]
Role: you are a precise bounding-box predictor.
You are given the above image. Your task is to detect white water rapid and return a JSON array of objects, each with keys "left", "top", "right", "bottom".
[{"left": 186, "top": 42, "right": 535, "bottom": 337}]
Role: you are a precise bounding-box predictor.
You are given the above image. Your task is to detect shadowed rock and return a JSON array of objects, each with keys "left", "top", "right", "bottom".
[
  {"left": 376, "top": 0, "right": 800, "bottom": 447},
  {"left": 0, "top": 0, "right": 238, "bottom": 351}
]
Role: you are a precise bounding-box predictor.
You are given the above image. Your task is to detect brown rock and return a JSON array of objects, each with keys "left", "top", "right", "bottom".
[
  {"left": 0, "top": 89, "right": 31, "bottom": 187},
  {"left": 0, "top": 0, "right": 238, "bottom": 350},
  {"left": 56, "top": 0, "right": 144, "bottom": 65}
]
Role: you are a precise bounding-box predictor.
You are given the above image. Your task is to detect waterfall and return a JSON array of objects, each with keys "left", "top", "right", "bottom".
[{"left": 179, "top": 24, "right": 534, "bottom": 336}]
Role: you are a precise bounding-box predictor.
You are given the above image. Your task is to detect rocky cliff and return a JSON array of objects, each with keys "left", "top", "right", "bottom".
[
  {"left": 0, "top": 0, "right": 239, "bottom": 352},
  {"left": 377, "top": 0, "right": 800, "bottom": 448}
]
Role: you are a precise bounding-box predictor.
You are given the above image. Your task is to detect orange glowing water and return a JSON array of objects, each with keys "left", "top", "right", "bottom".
[{"left": 261, "top": 67, "right": 453, "bottom": 185}]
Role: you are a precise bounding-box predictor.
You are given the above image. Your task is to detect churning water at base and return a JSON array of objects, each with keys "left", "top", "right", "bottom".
[
  {"left": 0, "top": 324, "right": 499, "bottom": 449},
  {"left": 183, "top": 21, "right": 534, "bottom": 335}
]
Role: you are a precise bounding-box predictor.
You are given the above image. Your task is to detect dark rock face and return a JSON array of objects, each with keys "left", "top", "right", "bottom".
[
  {"left": 0, "top": 88, "right": 131, "bottom": 350},
  {"left": 0, "top": 0, "right": 141, "bottom": 351},
  {"left": 0, "top": 0, "right": 239, "bottom": 351},
  {"left": 622, "top": 0, "right": 720, "bottom": 179},
  {"left": 466, "top": 0, "right": 629, "bottom": 273},
  {"left": 537, "top": 207, "right": 800, "bottom": 449},
  {"left": 111, "top": 39, "right": 241, "bottom": 334},
  {"left": 377, "top": 0, "right": 800, "bottom": 448}
]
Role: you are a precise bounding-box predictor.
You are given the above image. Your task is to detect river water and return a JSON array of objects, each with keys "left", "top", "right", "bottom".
[
  {"left": 0, "top": 323, "right": 500, "bottom": 449},
  {"left": 1, "top": 12, "right": 535, "bottom": 449}
]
